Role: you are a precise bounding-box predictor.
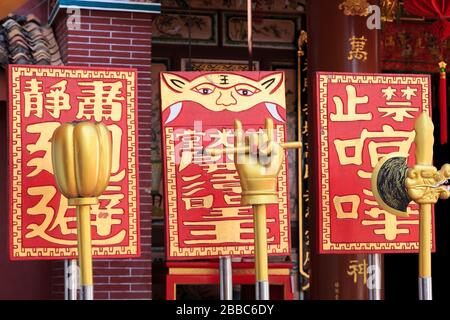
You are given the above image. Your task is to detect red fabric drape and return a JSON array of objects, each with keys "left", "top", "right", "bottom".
[
  {"left": 404, "top": 0, "right": 450, "bottom": 40},
  {"left": 405, "top": 0, "right": 450, "bottom": 144},
  {"left": 440, "top": 65, "right": 448, "bottom": 144}
]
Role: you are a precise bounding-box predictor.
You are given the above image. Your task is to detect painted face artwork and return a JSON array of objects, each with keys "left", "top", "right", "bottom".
[
  {"left": 161, "top": 72, "right": 286, "bottom": 124},
  {"left": 160, "top": 71, "right": 290, "bottom": 260}
]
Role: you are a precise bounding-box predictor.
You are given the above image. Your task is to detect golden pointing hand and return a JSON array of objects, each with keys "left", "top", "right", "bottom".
[{"left": 207, "top": 118, "right": 301, "bottom": 205}]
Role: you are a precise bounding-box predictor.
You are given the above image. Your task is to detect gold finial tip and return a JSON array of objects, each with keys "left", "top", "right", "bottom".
[
  {"left": 439, "top": 61, "right": 447, "bottom": 68},
  {"left": 416, "top": 111, "right": 432, "bottom": 125}
]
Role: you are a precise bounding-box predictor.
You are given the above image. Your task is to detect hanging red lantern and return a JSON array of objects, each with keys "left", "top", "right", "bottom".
[{"left": 404, "top": 0, "right": 450, "bottom": 144}]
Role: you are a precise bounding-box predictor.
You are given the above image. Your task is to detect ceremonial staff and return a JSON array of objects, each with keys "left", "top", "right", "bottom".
[
  {"left": 372, "top": 113, "right": 450, "bottom": 300},
  {"left": 52, "top": 121, "right": 113, "bottom": 300},
  {"left": 208, "top": 118, "right": 301, "bottom": 300}
]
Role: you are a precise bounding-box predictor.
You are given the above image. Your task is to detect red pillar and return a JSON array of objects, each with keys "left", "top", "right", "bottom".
[
  {"left": 307, "top": 0, "right": 384, "bottom": 299},
  {"left": 51, "top": 8, "right": 154, "bottom": 299}
]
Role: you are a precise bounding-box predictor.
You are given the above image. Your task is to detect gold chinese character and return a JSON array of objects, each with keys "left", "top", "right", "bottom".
[
  {"left": 207, "top": 207, "right": 252, "bottom": 219},
  {"left": 47, "top": 194, "right": 76, "bottom": 236},
  {"left": 183, "top": 219, "right": 254, "bottom": 245},
  {"left": 334, "top": 194, "right": 360, "bottom": 219},
  {"left": 26, "top": 122, "right": 61, "bottom": 177},
  {"left": 205, "top": 129, "right": 235, "bottom": 163},
  {"left": 107, "top": 124, "right": 125, "bottom": 177},
  {"left": 385, "top": 35, "right": 395, "bottom": 47},
  {"left": 174, "top": 129, "right": 206, "bottom": 171},
  {"left": 382, "top": 86, "right": 396, "bottom": 100},
  {"left": 182, "top": 195, "right": 214, "bottom": 210},
  {"left": 26, "top": 185, "right": 126, "bottom": 246},
  {"left": 24, "top": 78, "right": 44, "bottom": 118},
  {"left": 361, "top": 207, "right": 419, "bottom": 240},
  {"left": 334, "top": 125, "right": 414, "bottom": 172},
  {"left": 26, "top": 186, "right": 74, "bottom": 245},
  {"left": 378, "top": 86, "right": 419, "bottom": 122},
  {"left": 347, "top": 259, "right": 368, "bottom": 284},
  {"left": 330, "top": 85, "right": 372, "bottom": 121},
  {"left": 200, "top": 162, "right": 236, "bottom": 174},
  {"left": 401, "top": 86, "right": 417, "bottom": 100},
  {"left": 91, "top": 186, "right": 125, "bottom": 237},
  {"left": 224, "top": 194, "right": 242, "bottom": 205},
  {"left": 183, "top": 213, "right": 276, "bottom": 245},
  {"left": 182, "top": 180, "right": 206, "bottom": 196},
  {"left": 76, "top": 81, "right": 124, "bottom": 121},
  {"left": 45, "top": 80, "right": 71, "bottom": 118},
  {"left": 348, "top": 36, "right": 368, "bottom": 61}
]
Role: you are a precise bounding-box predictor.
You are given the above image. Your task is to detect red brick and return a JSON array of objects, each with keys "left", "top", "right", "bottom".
[
  {"left": 72, "top": 43, "right": 111, "bottom": 50},
  {"left": 132, "top": 39, "right": 151, "bottom": 46},
  {"left": 94, "top": 268, "right": 131, "bottom": 276},
  {"left": 91, "top": 11, "right": 132, "bottom": 19},
  {"left": 95, "top": 284, "right": 131, "bottom": 292},
  {"left": 94, "top": 276, "right": 110, "bottom": 283},
  {"left": 111, "top": 58, "right": 150, "bottom": 66},
  {"left": 94, "top": 292, "right": 110, "bottom": 300},
  {"left": 110, "top": 276, "right": 151, "bottom": 284},
  {"left": 112, "top": 18, "right": 150, "bottom": 27},
  {"left": 130, "top": 284, "right": 152, "bottom": 291},
  {"left": 132, "top": 12, "right": 153, "bottom": 20},
  {"left": 69, "top": 56, "right": 110, "bottom": 64},
  {"left": 65, "top": 49, "right": 89, "bottom": 56},
  {"left": 110, "top": 292, "right": 150, "bottom": 299},
  {"left": 67, "top": 35, "right": 90, "bottom": 43},
  {"left": 90, "top": 50, "right": 131, "bottom": 58},
  {"left": 132, "top": 52, "right": 151, "bottom": 59},
  {"left": 91, "top": 37, "right": 132, "bottom": 45},
  {"left": 91, "top": 24, "right": 131, "bottom": 32},
  {"left": 109, "top": 261, "right": 150, "bottom": 268},
  {"left": 81, "top": 17, "right": 112, "bottom": 25},
  {"left": 112, "top": 45, "right": 149, "bottom": 52},
  {"left": 131, "top": 268, "right": 151, "bottom": 276},
  {"left": 131, "top": 26, "right": 152, "bottom": 33},
  {"left": 93, "top": 261, "right": 111, "bottom": 268},
  {"left": 70, "top": 30, "right": 111, "bottom": 37}
]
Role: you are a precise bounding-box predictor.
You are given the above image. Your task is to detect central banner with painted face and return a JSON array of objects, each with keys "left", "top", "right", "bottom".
[{"left": 160, "top": 71, "right": 290, "bottom": 260}]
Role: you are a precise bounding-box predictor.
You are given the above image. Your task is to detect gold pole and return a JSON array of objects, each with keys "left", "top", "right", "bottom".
[
  {"left": 76, "top": 204, "right": 94, "bottom": 290},
  {"left": 254, "top": 204, "right": 269, "bottom": 284},
  {"left": 231, "top": 118, "right": 302, "bottom": 300},
  {"left": 373, "top": 113, "right": 450, "bottom": 300},
  {"left": 419, "top": 204, "right": 432, "bottom": 279},
  {"left": 412, "top": 113, "right": 434, "bottom": 299},
  {"left": 51, "top": 122, "right": 112, "bottom": 301},
  {"left": 70, "top": 196, "right": 98, "bottom": 299}
]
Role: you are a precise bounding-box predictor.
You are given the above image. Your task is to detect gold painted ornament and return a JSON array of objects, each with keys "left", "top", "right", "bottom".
[
  {"left": 371, "top": 113, "right": 450, "bottom": 300},
  {"left": 208, "top": 117, "right": 301, "bottom": 300},
  {"left": 51, "top": 121, "right": 113, "bottom": 300},
  {"left": 339, "top": 0, "right": 370, "bottom": 16}
]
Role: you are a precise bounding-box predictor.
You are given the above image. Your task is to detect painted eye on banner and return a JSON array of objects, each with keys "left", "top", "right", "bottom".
[
  {"left": 193, "top": 84, "right": 216, "bottom": 95},
  {"left": 235, "top": 85, "right": 259, "bottom": 96}
]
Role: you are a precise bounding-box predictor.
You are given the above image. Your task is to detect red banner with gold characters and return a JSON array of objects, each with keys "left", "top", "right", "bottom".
[
  {"left": 8, "top": 65, "right": 139, "bottom": 260},
  {"left": 160, "top": 71, "right": 290, "bottom": 260},
  {"left": 317, "top": 72, "right": 435, "bottom": 253}
]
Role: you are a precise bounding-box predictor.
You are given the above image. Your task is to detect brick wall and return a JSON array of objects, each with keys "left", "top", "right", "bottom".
[{"left": 52, "top": 9, "right": 153, "bottom": 300}]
